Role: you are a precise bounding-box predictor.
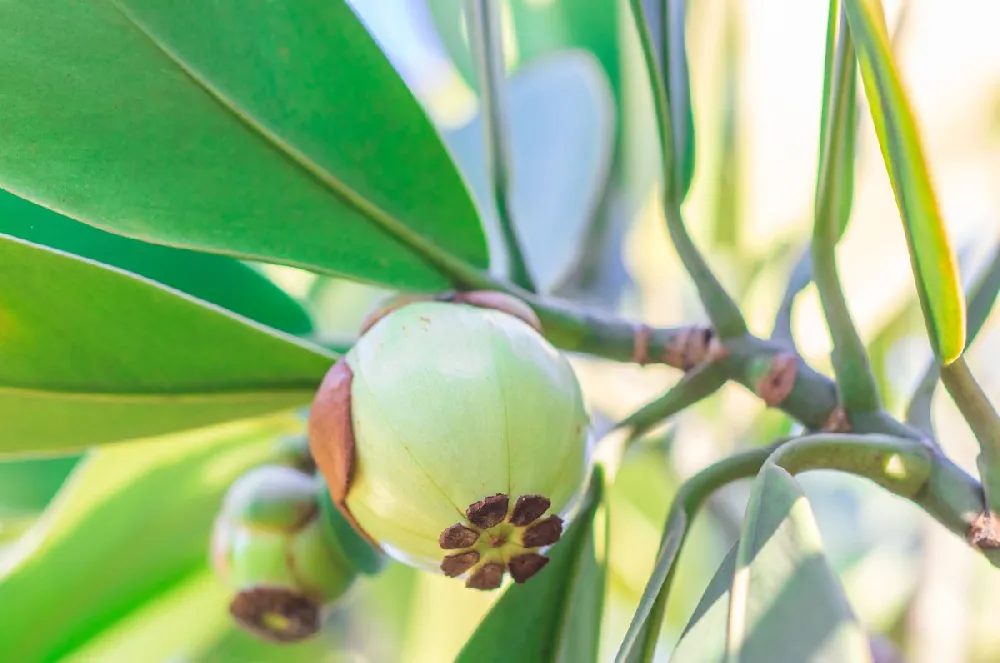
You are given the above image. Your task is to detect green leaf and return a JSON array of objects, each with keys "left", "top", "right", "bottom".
[
  {"left": 318, "top": 475, "right": 387, "bottom": 577},
  {"left": 0, "top": 235, "right": 331, "bottom": 452},
  {"left": 843, "top": 0, "right": 966, "bottom": 364},
  {"left": 811, "top": 2, "right": 879, "bottom": 413},
  {"left": 907, "top": 243, "right": 1000, "bottom": 434},
  {"left": 723, "top": 464, "right": 871, "bottom": 662},
  {"left": 0, "top": 416, "right": 298, "bottom": 662},
  {"left": 0, "top": 453, "right": 81, "bottom": 517},
  {"left": 671, "top": 543, "right": 738, "bottom": 662},
  {"left": 0, "top": 189, "right": 312, "bottom": 335},
  {"left": 442, "top": 52, "right": 615, "bottom": 293},
  {"left": 0, "top": 0, "right": 487, "bottom": 290},
  {"left": 456, "top": 467, "right": 607, "bottom": 663},
  {"left": 660, "top": 0, "right": 696, "bottom": 201}
]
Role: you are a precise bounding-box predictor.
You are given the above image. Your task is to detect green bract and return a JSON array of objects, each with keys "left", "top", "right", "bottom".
[
  {"left": 211, "top": 465, "right": 357, "bottom": 642},
  {"left": 310, "top": 298, "right": 591, "bottom": 590}
]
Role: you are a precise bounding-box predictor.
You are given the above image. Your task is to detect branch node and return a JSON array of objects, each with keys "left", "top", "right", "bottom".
[
  {"left": 663, "top": 326, "right": 714, "bottom": 370},
  {"left": 967, "top": 510, "right": 1000, "bottom": 550},
  {"left": 755, "top": 353, "right": 798, "bottom": 407},
  {"left": 822, "top": 406, "right": 851, "bottom": 433},
  {"left": 632, "top": 323, "right": 653, "bottom": 365}
]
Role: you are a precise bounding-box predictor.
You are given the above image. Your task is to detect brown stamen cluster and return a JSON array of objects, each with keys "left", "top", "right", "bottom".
[{"left": 439, "top": 493, "right": 563, "bottom": 590}]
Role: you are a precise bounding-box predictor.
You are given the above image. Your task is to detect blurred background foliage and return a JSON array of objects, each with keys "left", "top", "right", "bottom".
[{"left": 2, "top": 0, "right": 1000, "bottom": 661}]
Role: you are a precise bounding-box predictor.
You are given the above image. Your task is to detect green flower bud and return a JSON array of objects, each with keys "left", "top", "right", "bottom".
[
  {"left": 211, "top": 465, "right": 357, "bottom": 642},
  {"left": 309, "top": 297, "right": 590, "bottom": 590}
]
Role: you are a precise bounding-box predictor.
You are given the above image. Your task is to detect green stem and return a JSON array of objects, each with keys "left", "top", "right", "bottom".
[
  {"left": 627, "top": 0, "right": 747, "bottom": 339},
  {"left": 811, "top": 4, "right": 880, "bottom": 413},
  {"left": 942, "top": 357, "right": 1000, "bottom": 515},
  {"left": 464, "top": 0, "right": 535, "bottom": 292}
]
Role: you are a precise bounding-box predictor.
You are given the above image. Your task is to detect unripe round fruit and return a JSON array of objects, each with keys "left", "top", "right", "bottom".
[
  {"left": 211, "top": 465, "right": 358, "bottom": 642},
  {"left": 309, "top": 299, "right": 590, "bottom": 590}
]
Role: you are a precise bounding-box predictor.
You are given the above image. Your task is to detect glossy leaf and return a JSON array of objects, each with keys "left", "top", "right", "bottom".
[
  {"left": 442, "top": 53, "right": 615, "bottom": 292},
  {"left": 455, "top": 467, "right": 606, "bottom": 663},
  {"left": 0, "top": 189, "right": 312, "bottom": 335},
  {"left": 907, "top": 243, "right": 1000, "bottom": 434},
  {"left": 843, "top": 0, "right": 966, "bottom": 363},
  {"left": 0, "top": 235, "right": 331, "bottom": 452},
  {"left": 723, "top": 464, "right": 871, "bottom": 662},
  {"left": 0, "top": 0, "right": 487, "bottom": 290},
  {"left": 0, "top": 416, "right": 298, "bottom": 661}
]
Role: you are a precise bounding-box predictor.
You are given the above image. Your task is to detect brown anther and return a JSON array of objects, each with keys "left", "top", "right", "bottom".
[
  {"left": 228, "top": 587, "right": 319, "bottom": 643},
  {"left": 441, "top": 551, "right": 481, "bottom": 577},
  {"left": 466, "top": 562, "right": 505, "bottom": 590},
  {"left": 508, "top": 553, "right": 550, "bottom": 583},
  {"left": 522, "top": 515, "right": 563, "bottom": 548},
  {"left": 823, "top": 406, "right": 851, "bottom": 433},
  {"left": 967, "top": 510, "right": 1000, "bottom": 549},
  {"left": 755, "top": 353, "right": 798, "bottom": 407},
  {"left": 632, "top": 323, "right": 652, "bottom": 365},
  {"left": 439, "top": 524, "right": 479, "bottom": 549},
  {"left": 466, "top": 493, "right": 510, "bottom": 529},
  {"left": 510, "top": 495, "right": 551, "bottom": 526},
  {"left": 308, "top": 360, "right": 378, "bottom": 547},
  {"left": 446, "top": 291, "right": 543, "bottom": 333}
]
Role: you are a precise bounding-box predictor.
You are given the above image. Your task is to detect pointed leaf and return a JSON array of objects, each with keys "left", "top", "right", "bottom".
[
  {"left": 0, "top": 235, "right": 331, "bottom": 452},
  {"left": 0, "top": 189, "right": 312, "bottom": 335},
  {"left": 455, "top": 468, "right": 607, "bottom": 663},
  {"left": 724, "top": 464, "right": 872, "bottom": 662},
  {"left": 443, "top": 53, "right": 615, "bottom": 292},
  {"left": 671, "top": 544, "right": 738, "bottom": 662},
  {"left": 0, "top": 0, "right": 487, "bottom": 290},
  {"left": 0, "top": 416, "right": 298, "bottom": 662},
  {"left": 843, "top": 0, "right": 965, "bottom": 363}
]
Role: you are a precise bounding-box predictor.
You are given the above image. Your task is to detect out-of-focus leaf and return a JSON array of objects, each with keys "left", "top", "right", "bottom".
[
  {"left": 677, "top": 464, "right": 872, "bottom": 662},
  {"left": 0, "top": 416, "right": 299, "bottom": 661},
  {"left": 844, "top": 0, "right": 966, "bottom": 364},
  {"left": 0, "top": 189, "right": 312, "bottom": 335},
  {"left": 0, "top": 0, "right": 487, "bottom": 290},
  {"left": 455, "top": 467, "right": 606, "bottom": 663},
  {"left": 318, "top": 475, "right": 387, "bottom": 577},
  {"left": 443, "top": 52, "right": 615, "bottom": 292},
  {"left": 907, "top": 243, "right": 1000, "bottom": 434},
  {"left": 659, "top": 0, "right": 695, "bottom": 201},
  {"left": 812, "top": 2, "right": 879, "bottom": 413},
  {"left": 0, "top": 453, "right": 81, "bottom": 517},
  {"left": 0, "top": 235, "right": 331, "bottom": 452}
]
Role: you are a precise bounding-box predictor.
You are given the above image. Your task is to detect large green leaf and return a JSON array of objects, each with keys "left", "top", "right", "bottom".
[
  {"left": 455, "top": 468, "right": 607, "bottom": 663},
  {"left": 675, "top": 464, "right": 872, "bottom": 662},
  {"left": 0, "top": 416, "right": 298, "bottom": 662},
  {"left": 0, "top": 235, "right": 331, "bottom": 452},
  {"left": 843, "top": 0, "right": 965, "bottom": 364},
  {"left": 442, "top": 52, "right": 615, "bottom": 293},
  {"left": 0, "top": 189, "right": 312, "bottom": 335},
  {"left": 0, "top": 453, "right": 81, "bottom": 517},
  {"left": 0, "top": 0, "right": 487, "bottom": 290}
]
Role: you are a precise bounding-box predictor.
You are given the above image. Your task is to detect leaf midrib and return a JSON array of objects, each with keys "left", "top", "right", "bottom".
[{"left": 109, "top": 1, "right": 469, "bottom": 281}]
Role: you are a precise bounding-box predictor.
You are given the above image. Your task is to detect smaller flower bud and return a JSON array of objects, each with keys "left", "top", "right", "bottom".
[{"left": 211, "top": 465, "right": 357, "bottom": 642}]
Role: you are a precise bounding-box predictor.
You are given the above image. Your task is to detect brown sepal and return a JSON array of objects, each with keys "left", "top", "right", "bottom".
[
  {"left": 441, "top": 550, "right": 481, "bottom": 577},
  {"left": 307, "top": 359, "right": 378, "bottom": 547},
  {"left": 229, "top": 587, "right": 320, "bottom": 643},
  {"left": 466, "top": 493, "right": 510, "bottom": 529},
  {"left": 440, "top": 524, "right": 479, "bottom": 549},
  {"left": 466, "top": 562, "right": 505, "bottom": 590},
  {"left": 522, "top": 515, "right": 563, "bottom": 548},
  {"left": 509, "top": 495, "right": 551, "bottom": 527},
  {"left": 508, "top": 553, "right": 550, "bottom": 583},
  {"left": 443, "top": 291, "right": 543, "bottom": 333}
]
